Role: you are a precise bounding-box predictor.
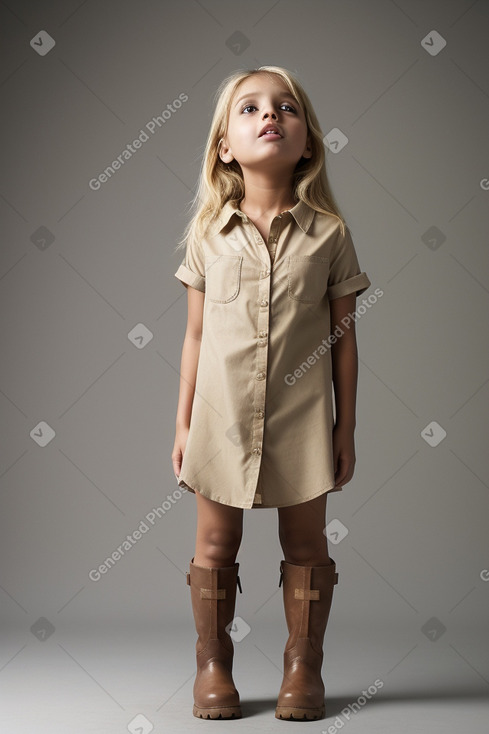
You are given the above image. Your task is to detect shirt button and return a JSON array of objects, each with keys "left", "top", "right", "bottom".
[
  {"left": 251, "top": 447, "right": 262, "bottom": 456},
  {"left": 260, "top": 298, "right": 268, "bottom": 307},
  {"left": 256, "top": 410, "right": 265, "bottom": 419},
  {"left": 258, "top": 330, "right": 267, "bottom": 338},
  {"left": 256, "top": 371, "right": 266, "bottom": 380}
]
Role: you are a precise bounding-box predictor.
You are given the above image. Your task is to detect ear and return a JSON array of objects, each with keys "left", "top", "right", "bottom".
[
  {"left": 302, "top": 133, "right": 313, "bottom": 159},
  {"left": 219, "top": 138, "right": 234, "bottom": 164}
]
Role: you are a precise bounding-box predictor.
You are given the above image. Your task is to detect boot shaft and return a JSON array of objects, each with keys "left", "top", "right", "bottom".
[
  {"left": 279, "top": 559, "right": 338, "bottom": 655},
  {"left": 187, "top": 558, "right": 242, "bottom": 654}
]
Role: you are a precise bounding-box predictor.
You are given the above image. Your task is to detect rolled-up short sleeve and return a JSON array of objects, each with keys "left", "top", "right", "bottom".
[
  {"left": 327, "top": 225, "right": 371, "bottom": 300},
  {"left": 174, "top": 237, "right": 206, "bottom": 292}
]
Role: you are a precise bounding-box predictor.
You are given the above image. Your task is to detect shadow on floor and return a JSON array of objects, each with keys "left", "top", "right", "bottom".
[{"left": 238, "top": 688, "right": 489, "bottom": 719}]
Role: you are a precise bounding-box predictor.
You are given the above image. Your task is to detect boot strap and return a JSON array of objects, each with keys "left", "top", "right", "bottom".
[
  {"left": 184, "top": 575, "right": 226, "bottom": 599},
  {"left": 200, "top": 588, "right": 226, "bottom": 599},
  {"left": 186, "top": 572, "right": 243, "bottom": 594},
  {"left": 294, "top": 588, "right": 320, "bottom": 600}
]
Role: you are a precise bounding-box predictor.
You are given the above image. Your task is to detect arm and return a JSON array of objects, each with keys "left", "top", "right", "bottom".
[
  {"left": 329, "top": 292, "right": 358, "bottom": 487},
  {"left": 330, "top": 292, "right": 358, "bottom": 430},
  {"left": 172, "top": 285, "right": 205, "bottom": 479}
]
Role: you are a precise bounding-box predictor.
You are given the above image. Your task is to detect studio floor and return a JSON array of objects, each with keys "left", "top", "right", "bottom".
[{"left": 1, "top": 620, "right": 488, "bottom": 733}]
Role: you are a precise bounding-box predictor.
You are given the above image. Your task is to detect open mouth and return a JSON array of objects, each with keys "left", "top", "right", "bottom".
[{"left": 259, "top": 124, "right": 283, "bottom": 138}]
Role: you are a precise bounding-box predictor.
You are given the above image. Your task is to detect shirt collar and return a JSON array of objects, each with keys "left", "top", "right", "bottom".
[{"left": 211, "top": 198, "right": 316, "bottom": 236}]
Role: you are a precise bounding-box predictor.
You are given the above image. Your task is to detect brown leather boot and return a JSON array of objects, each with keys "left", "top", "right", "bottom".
[
  {"left": 186, "top": 557, "right": 243, "bottom": 719},
  {"left": 275, "top": 558, "right": 338, "bottom": 721}
]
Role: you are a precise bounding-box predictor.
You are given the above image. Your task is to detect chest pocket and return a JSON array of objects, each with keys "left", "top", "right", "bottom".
[
  {"left": 205, "top": 255, "right": 242, "bottom": 303},
  {"left": 287, "top": 255, "right": 329, "bottom": 303}
]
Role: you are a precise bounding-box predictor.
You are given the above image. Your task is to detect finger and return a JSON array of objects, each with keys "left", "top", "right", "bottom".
[
  {"left": 334, "top": 456, "right": 348, "bottom": 487},
  {"left": 172, "top": 458, "right": 181, "bottom": 480}
]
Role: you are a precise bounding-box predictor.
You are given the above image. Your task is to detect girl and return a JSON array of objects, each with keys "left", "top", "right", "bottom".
[{"left": 172, "top": 65, "right": 371, "bottom": 721}]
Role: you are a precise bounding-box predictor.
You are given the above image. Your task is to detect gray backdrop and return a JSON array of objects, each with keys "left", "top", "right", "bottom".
[{"left": 1, "top": 1, "right": 488, "bottom": 732}]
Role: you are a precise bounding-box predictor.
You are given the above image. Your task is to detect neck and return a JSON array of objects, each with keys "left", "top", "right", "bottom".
[{"left": 239, "top": 172, "right": 297, "bottom": 219}]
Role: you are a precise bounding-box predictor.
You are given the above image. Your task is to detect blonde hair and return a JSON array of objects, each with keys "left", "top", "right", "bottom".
[{"left": 175, "top": 65, "right": 346, "bottom": 253}]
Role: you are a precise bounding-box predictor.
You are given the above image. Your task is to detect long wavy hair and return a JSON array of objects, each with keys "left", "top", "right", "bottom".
[{"left": 175, "top": 65, "right": 346, "bottom": 253}]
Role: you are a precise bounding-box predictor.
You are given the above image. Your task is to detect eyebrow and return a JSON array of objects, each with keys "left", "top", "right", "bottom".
[{"left": 233, "top": 91, "right": 298, "bottom": 108}]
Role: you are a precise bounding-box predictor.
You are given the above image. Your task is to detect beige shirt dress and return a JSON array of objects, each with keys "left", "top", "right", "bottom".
[{"left": 174, "top": 198, "right": 371, "bottom": 509}]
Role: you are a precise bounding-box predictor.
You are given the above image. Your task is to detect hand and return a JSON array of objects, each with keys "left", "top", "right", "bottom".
[
  {"left": 172, "top": 425, "right": 190, "bottom": 482},
  {"left": 332, "top": 423, "right": 356, "bottom": 488}
]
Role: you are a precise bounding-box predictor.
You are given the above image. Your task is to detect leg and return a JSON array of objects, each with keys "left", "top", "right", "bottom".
[
  {"left": 187, "top": 490, "right": 244, "bottom": 719},
  {"left": 277, "top": 490, "right": 330, "bottom": 565},
  {"left": 275, "top": 491, "right": 338, "bottom": 721},
  {"left": 194, "top": 489, "right": 244, "bottom": 567}
]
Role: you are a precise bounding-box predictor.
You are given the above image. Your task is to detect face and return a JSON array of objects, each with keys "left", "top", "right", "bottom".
[{"left": 220, "top": 73, "right": 312, "bottom": 172}]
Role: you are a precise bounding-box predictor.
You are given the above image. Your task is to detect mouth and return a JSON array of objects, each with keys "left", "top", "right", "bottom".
[{"left": 259, "top": 124, "right": 283, "bottom": 138}]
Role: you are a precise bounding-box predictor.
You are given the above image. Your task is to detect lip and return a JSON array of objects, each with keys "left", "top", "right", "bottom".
[{"left": 259, "top": 123, "right": 283, "bottom": 137}]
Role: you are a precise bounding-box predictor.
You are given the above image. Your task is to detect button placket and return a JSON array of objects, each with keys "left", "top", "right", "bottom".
[
  {"left": 241, "top": 213, "right": 285, "bottom": 506},
  {"left": 243, "top": 218, "right": 275, "bottom": 506},
  {"left": 267, "top": 214, "right": 285, "bottom": 263}
]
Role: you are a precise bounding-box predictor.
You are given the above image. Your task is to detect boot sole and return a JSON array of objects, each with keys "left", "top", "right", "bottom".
[
  {"left": 193, "top": 704, "right": 242, "bottom": 719},
  {"left": 275, "top": 704, "right": 325, "bottom": 720}
]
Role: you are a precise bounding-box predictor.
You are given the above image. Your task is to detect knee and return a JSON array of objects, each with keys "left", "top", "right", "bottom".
[
  {"left": 278, "top": 528, "right": 329, "bottom": 565},
  {"left": 201, "top": 528, "right": 242, "bottom": 564}
]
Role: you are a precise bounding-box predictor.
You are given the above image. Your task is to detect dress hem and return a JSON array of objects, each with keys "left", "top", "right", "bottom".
[{"left": 177, "top": 475, "right": 342, "bottom": 509}]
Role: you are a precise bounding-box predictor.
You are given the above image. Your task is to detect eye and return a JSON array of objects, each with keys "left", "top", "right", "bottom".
[{"left": 240, "top": 102, "right": 297, "bottom": 114}]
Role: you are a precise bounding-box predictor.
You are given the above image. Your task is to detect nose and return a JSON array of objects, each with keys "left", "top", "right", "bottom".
[{"left": 262, "top": 108, "right": 278, "bottom": 120}]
